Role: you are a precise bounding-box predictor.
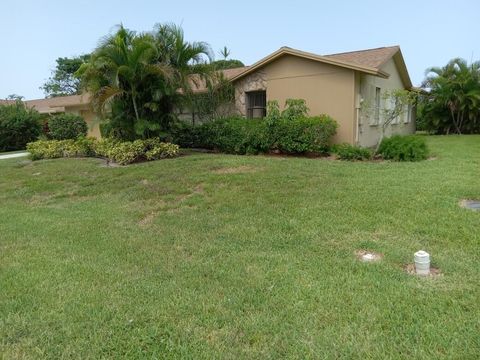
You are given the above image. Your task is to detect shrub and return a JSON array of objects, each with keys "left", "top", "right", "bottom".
[
  {"left": 334, "top": 143, "right": 372, "bottom": 161},
  {"left": 145, "top": 142, "right": 180, "bottom": 160},
  {"left": 27, "top": 137, "right": 179, "bottom": 165},
  {"left": 196, "top": 117, "right": 270, "bottom": 154},
  {"left": 106, "top": 140, "right": 146, "bottom": 165},
  {"left": 0, "top": 101, "right": 41, "bottom": 151},
  {"left": 189, "top": 114, "right": 337, "bottom": 155},
  {"left": 378, "top": 135, "right": 429, "bottom": 161},
  {"left": 170, "top": 122, "right": 199, "bottom": 148},
  {"left": 48, "top": 113, "right": 88, "bottom": 140},
  {"left": 272, "top": 116, "right": 337, "bottom": 154},
  {"left": 27, "top": 138, "right": 96, "bottom": 160},
  {"left": 281, "top": 99, "right": 309, "bottom": 121}
]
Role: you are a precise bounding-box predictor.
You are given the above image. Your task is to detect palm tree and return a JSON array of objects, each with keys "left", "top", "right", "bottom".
[
  {"left": 77, "top": 23, "right": 215, "bottom": 138},
  {"left": 424, "top": 58, "right": 480, "bottom": 134},
  {"left": 77, "top": 25, "right": 173, "bottom": 137},
  {"left": 153, "top": 23, "right": 213, "bottom": 95}
]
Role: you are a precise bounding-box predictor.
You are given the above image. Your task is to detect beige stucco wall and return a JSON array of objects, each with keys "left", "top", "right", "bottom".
[
  {"left": 65, "top": 106, "right": 101, "bottom": 138},
  {"left": 233, "top": 55, "right": 356, "bottom": 144},
  {"left": 357, "top": 58, "right": 415, "bottom": 147}
]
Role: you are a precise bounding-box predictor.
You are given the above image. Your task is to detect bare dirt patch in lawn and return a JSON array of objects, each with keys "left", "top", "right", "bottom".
[
  {"left": 459, "top": 199, "right": 480, "bottom": 211},
  {"left": 404, "top": 263, "right": 443, "bottom": 278},
  {"left": 212, "top": 165, "right": 258, "bottom": 174},
  {"left": 355, "top": 250, "right": 383, "bottom": 262}
]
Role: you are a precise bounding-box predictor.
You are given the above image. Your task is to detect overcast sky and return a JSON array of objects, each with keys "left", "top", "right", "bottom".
[{"left": 1, "top": 0, "right": 479, "bottom": 99}]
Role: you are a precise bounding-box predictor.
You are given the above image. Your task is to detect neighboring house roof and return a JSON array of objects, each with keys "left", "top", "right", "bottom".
[
  {"left": 25, "top": 94, "right": 92, "bottom": 114},
  {"left": 0, "top": 99, "right": 16, "bottom": 105},
  {"left": 229, "top": 46, "right": 412, "bottom": 89}
]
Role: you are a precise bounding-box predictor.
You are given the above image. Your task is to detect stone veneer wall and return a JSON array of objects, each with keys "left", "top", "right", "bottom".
[{"left": 234, "top": 70, "right": 267, "bottom": 116}]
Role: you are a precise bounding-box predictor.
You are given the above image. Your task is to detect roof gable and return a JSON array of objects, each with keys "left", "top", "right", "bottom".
[{"left": 230, "top": 45, "right": 412, "bottom": 89}]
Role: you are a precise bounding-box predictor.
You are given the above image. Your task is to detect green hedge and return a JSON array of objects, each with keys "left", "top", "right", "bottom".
[
  {"left": 27, "top": 138, "right": 179, "bottom": 165},
  {"left": 173, "top": 115, "right": 338, "bottom": 155},
  {"left": 0, "top": 101, "right": 42, "bottom": 151},
  {"left": 378, "top": 135, "right": 429, "bottom": 161},
  {"left": 333, "top": 143, "right": 372, "bottom": 161},
  {"left": 47, "top": 113, "right": 88, "bottom": 140}
]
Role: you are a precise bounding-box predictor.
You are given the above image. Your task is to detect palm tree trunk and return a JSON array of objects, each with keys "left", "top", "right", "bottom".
[
  {"left": 132, "top": 94, "right": 140, "bottom": 123},
  {"left": 450, "top": 108, "right": 462, "bottom": 134}
]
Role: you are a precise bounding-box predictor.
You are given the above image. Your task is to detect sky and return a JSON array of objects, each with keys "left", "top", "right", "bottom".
[{"left": 1, "top": 0, "right": 479, "bottom": 99}]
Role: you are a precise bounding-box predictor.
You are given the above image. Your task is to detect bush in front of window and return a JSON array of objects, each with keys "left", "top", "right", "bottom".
[
  {"left": 378, "top": 135, "right": 429, "bottom": 161},
  {"left": 187, "top": 114, "right": 338, "bottom": 155},
  {"left": 333, "top": 143, "right": 372, "bottom": 161},
  {"left": 196, "top": 117, "right": 270, "bottom": 154},
  {"left": 47, "top": 113, "right": 88, "bottom": 140}
]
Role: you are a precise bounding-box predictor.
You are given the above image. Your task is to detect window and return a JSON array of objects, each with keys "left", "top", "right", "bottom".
[
  {"left": 405, "top": 104, "right": 412, "bottom": 124},
  {"left": 246, "top": 91, "right": 266, "bottom": 119},
  {"left": 374, "top": 87, "right": 381, "bottom": 125},
  {"left": 392, "top": 98, "right": 400, "bottom": 125}
]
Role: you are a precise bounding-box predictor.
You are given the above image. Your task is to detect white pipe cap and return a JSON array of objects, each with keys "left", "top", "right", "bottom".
[{"left": 414, "top": 250, "right": 430, "bottom": 261}]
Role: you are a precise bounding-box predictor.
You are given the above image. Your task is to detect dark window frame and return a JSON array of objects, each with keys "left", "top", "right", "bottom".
[{"left": 246, "top": 90, "right": 266, "bottom": 119}]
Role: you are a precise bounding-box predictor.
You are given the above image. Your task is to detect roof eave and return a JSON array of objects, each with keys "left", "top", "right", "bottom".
[{"left": 229, "top": 47, "right": 391, "bottom": 83}]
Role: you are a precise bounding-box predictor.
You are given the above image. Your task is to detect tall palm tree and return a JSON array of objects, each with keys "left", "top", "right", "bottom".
[
  {"left": 78, "top": 25, "right": 173, "bottom": 136},
  {"left": 77, "top": 23, "right": 215, "bottom": 138},
  {"left": 153, "top": 23, "right": 213, "bottom": 103}
]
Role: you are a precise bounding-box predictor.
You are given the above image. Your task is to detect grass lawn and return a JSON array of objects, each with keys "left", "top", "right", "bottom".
[{"left": 1, "top": 135, "right": 479, "bottom": 359}]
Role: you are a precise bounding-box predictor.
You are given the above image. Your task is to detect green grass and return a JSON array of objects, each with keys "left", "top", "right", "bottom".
[{"left": 1, "top": 135, "right": 479, "bottom": 359}]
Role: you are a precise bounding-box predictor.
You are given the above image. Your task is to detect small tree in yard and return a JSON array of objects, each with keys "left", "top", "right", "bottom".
[{"left": 362, "top": 89, "right": 417, "bottom": 153}]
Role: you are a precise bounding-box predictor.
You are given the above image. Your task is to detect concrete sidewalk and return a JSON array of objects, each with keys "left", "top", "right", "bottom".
[{"left": 0, "top": 152, "right": 29, "bottom": 160}]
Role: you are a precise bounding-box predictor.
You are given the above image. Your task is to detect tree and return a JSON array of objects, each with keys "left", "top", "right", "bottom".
[
  {"left": 211, "top": 45, "right": 245, "bottom": 70},
  {"left": 361, "top": 89, "right": 417, "bottom": 152},
  {"left": 187, "top": 74, "right": 235, "bottom": 124},
  {"left": 77, "top": 23, "right": 214, "bottom": 139},
  {"left": 211, "top": 59, "right": 245, "bottom": 70},
  {"left": 0, "top": 101, "right": 41, "bottom": 151},
  {"left": 41, "top": 55, "right": 90, "bottom": 97},
  {"left": 421, "top": 58, "right": 480, "bottom": 134},
  {"left": 219, "top": 46, "right": 230, "bottom": 60},
  {"left": 6, "top": 94, "right": 24, "bottom": 101}
]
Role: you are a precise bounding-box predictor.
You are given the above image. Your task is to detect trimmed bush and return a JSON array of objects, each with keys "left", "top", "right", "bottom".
[
  {"left": 48, "top": 113, "right": 88, "bottom": 140},
  {"left": 0, "top": 101, "right": 41, "bottom": 151},
  {"left": 196, "top": 117, "right": 270, "bottom": 154},
  {"left": 27, "top": 137, "right": 179, "bottom": 165},
  {"left": 378, "top": 135, "right": 429, "bottom": 161},
  {"left": 272, "top": 116, "right": 337, "bottom": 154},
  {"left": 188, "top": 115, "right": 337, "bottom": 155},
  {"left": 334, "top": 143, "right": 372, "bottom": 161}
]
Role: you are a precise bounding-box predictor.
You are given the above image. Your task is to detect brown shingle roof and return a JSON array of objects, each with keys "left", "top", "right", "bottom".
[
  {"left": 324, "top": 46, "right": 400, "bottom": 69},
  {"left": 230, "top": 45, "right": 412, "bottom": 89},
  {"left": 0, "top": 99, "right": 16, "bottom": 105}
]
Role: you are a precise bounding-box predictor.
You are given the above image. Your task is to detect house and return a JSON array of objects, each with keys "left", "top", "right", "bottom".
[
  {"left": 16, "top": 45, "right": 414, "bottom": 147},
  {"left": 24, "top": 94, "right": 100, "bottom": 138},
  {"left": 227, "top": 45, "right": 415, "bottom": 147}
]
